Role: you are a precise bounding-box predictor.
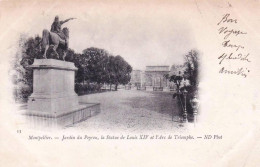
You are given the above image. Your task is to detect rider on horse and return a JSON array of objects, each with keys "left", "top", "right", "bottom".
[
  {"left": 50, "top": 16, "right": 75, "bottom": 44},
  {"left": 42, "top": 16, "right": 76, "bottom": 60}
]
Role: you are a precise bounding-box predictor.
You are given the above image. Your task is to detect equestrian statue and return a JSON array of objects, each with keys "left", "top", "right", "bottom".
[{"left": 42, "top": 16, "right": 76, "bottom": 60}]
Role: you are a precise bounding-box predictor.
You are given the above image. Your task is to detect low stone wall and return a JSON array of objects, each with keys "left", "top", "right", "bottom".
[{"left": 25, "top": 103, "right": 100, "bottom": 129}]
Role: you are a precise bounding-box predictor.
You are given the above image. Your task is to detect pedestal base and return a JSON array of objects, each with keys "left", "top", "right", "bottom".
[
  {"left": 25, "top": 103, "right": 100, "bottom": 129},
  {"left": 25, "top": 59, "right": 99, "bottom": 129},
  {"left": 28, "top": 94, "right": 79, "bottom": 115}
]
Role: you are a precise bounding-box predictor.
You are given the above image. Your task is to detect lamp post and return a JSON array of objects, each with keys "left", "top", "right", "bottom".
[
  {"left": 190, "top": 94, "right": 199, "bottom": 126},
  {"left": 183, "top": 89, "right": 188, "bottom": 123}
]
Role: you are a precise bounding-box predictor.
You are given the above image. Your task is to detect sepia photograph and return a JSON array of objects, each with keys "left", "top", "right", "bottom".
[
  {"left": 12, "top": 7, "right": 200, "bottom": 132},
  {"left": 0, "top": 0, "right": 260, "bottom": 167}
]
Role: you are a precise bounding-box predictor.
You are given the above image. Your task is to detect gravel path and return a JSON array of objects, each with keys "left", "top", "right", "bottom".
[{"left": 68, "top": 89, "right": 185, "bottom": 133}]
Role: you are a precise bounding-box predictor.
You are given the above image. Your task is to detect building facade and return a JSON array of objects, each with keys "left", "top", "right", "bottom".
[
  {"left": 144, "top": 66, "right": 170, "bottom": 88},
  {"left": 130, "top": 70, "right": 141, "bottom": 87},
  {"left": 129, "top": 66, "right": 176, "bottom": 91}
]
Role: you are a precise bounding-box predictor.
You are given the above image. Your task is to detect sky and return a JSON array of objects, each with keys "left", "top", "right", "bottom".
[{"left": 5, "top": 1, "right": 199, "bottom": 70}]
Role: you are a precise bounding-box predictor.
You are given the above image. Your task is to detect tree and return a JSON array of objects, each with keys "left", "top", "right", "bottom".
[
  {"left": 74, "top": 53, "right": 89, "bottom": 84},
  {"left": 82, "top": 47, "right": 110, "bottom": 85},
  {"left": 169, "top": 75, "right": 183, "bottom": 92},
  {"left": 12, "top": 34, "right": 79, "bottom": 100},
  {"left": 79, "top": 48, "right": 132, "bottom": 91},
  {"left": 109, "top": 55, "right": 132, "bottom": 90},
  {"left": 184, "top": 50, "right": 199, "bottom": 87},
  {"left": 12, "top": 35, "right": 43, "bottom": 101},
  {"left": 167, "top": 50, "right": 200, "bottom": 117},
  {"left": 13, "top": 34, "right": 133, "bottom": 98},
  {"left": 107, "top": 56, "right": 115, "bottom": 90}
]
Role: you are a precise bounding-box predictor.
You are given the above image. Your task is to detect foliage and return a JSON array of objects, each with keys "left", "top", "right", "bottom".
[
  {"left": 81, "top": 47, "right": 110, "bottom": 84},
  {"left": 75, "top": 82, "right": 103, "bottom": 95},
  {"left": 77, "top": 48, "right": 132, "bottom": 91},
  {"left": 12, "top": 35, "right": 41, "bottom": 101},
  {"left": 107, "top": 55, "right": 132, "bottom": 90},
  {"left": 184, "top": 50, "right": 199, "bottom": 87},
  {"left": 13, "top": 35, "right": 133, "bottom": 101},
  {"left": 169, "top": 49, "right": 200, "bottom": 119},
  {"left": 169, "top": 75, "right": 183, "bottom": 91}
]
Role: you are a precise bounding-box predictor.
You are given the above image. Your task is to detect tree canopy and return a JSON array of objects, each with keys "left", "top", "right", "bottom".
[{"left": 13, "top": 35, "right": 133, "bottom": 100}]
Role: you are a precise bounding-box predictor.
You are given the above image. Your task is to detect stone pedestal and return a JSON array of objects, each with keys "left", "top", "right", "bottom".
[
  {"left": 28, "top": 59, "right": 78, "bottom": 116},
  {"left": 25, "top": 59, "right": 100, "bottom": 128}
]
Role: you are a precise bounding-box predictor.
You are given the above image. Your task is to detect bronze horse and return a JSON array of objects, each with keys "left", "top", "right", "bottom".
[{"left": 42, "top": 27, "right": 69, "bottom": 60}]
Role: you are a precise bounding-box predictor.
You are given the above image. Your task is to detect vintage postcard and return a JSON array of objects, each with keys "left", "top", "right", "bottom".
[{"left": 0, "top": 0, "right": 259, "bottom": 166}]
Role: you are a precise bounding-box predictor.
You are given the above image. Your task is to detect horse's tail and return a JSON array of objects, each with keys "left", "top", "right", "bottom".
[{"left": 42, "top": 29, "right": 49, "bottom": 48}]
